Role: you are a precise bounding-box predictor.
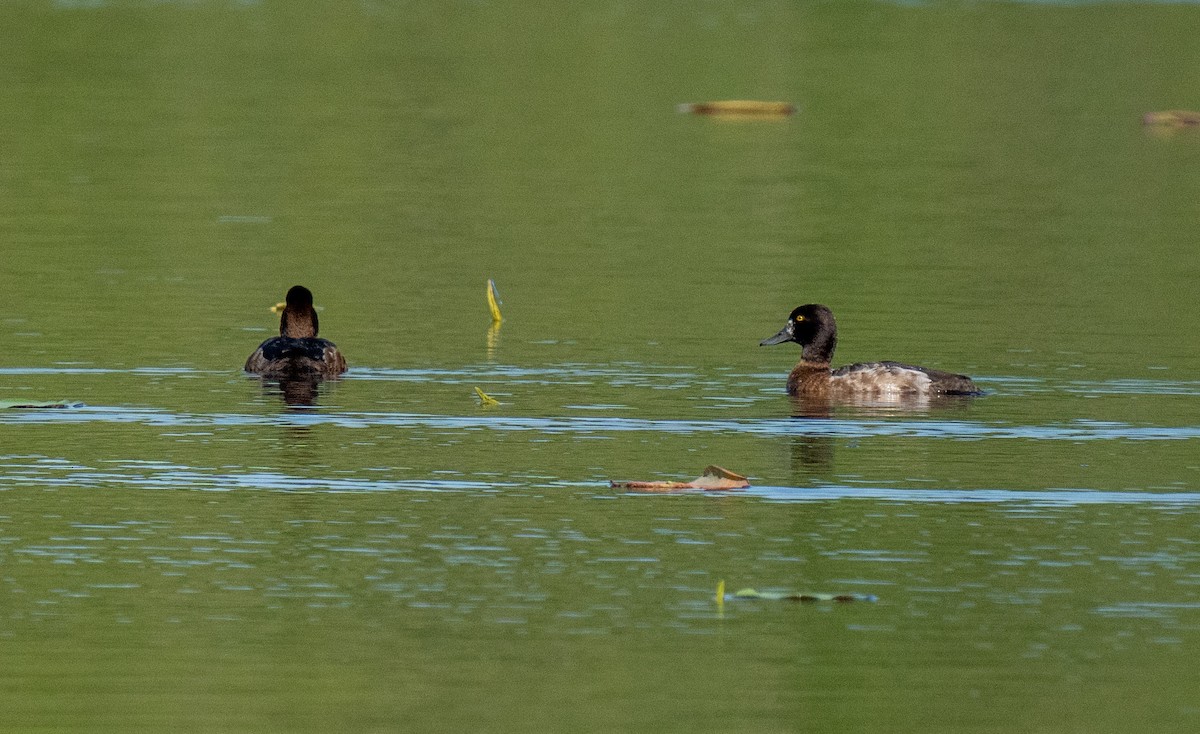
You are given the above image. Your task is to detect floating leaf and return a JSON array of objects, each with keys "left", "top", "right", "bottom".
[
  {"left": 611, "top": 465, "right": 748, "bottom": 492},
  {"left": 677, "top": 100, "right": 796, "bottom": 118},
  {"left": 689, "top": 465, "right": 749, "bottom": 490},
  {"left": 270, "top": 301, "right": 286, "bottom": 314},
  {"left": 474, "top": 387, "right": 500, "bottom": 406},
  {"left": 730, "top": 588, "right": 877, "bottom": 603},
  {"left": 487, "top": 279, "right": 503, "bottom": 324},
  {"left": 1142, "top": 110, "right": 1200, "bottom": 127},
  {"left": 0, "top": 400, "right": 81, "bottom": 409}
]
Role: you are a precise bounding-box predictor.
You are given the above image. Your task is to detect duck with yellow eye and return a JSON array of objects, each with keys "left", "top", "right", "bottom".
[
  {"left": 245, "top": 285, "right": 347, "bottom": 378},
  {"left": 760, "top": 304, "right": 980, "bottom": 397}
]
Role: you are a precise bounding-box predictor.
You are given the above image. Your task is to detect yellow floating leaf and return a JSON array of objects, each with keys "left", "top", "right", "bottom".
[
  {"left": 474, "top": 386, "right": 500, "bottom": 406},
  {"left": 487, "top": 279, "right": 503, "bottom": 324},
  {"left": 270, "top": 301, "right": 286, "bottom": 314}
]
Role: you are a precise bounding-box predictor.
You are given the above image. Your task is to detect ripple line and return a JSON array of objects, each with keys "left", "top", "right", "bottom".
[{"left": 2, "top": 406, "right": 1197, "bottom": 441}]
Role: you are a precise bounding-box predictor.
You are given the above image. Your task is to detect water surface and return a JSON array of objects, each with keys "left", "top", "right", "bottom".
[{"left": 2, "top": 1, "right": 1199, "bottom": 731}]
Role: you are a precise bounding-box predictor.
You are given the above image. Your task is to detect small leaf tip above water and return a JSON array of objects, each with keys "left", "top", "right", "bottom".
[
  {"left": 474, "top": 387, "right": 500, "bottom": 407},
  {"left": 487, "top": 279, "right": 503, "bottom": 324}
]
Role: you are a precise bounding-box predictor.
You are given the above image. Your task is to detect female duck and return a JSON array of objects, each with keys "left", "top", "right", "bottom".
[
  {"left": 760, "top": 304, "right": 979, "bottom": 397},
  {"left": 245, "top": 285, "right": 347, "bottom": 378}
]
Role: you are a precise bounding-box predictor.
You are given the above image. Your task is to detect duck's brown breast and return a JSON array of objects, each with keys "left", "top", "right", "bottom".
[{"left": 786, "top": 362, "right": 834, "bottom": 396}]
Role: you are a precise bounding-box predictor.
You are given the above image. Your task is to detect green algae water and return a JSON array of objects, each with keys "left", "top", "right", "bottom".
[{"left": 2, "top": 1, "right": 1200, "bottom": 731}]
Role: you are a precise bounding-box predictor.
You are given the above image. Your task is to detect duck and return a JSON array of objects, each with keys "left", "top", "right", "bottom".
[
  {"left": 244, "top": 285, "right": 347, "bottom": 378},
  {"left": 760, "top": 304, "right": 980, "bottom": 397}
]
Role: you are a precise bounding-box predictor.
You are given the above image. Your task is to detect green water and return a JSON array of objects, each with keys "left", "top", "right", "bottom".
[{"left": 3, "top": 1, "right": 1200, "bottom": 731}]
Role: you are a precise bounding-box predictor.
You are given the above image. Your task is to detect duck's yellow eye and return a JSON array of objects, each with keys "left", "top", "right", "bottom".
[{"left": 794, "top": 315, "right": 805, "bottom": 323}]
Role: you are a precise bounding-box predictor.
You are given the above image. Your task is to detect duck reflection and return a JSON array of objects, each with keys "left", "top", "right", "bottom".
[
  {"left": 486, "top": 321, "right": 501, "bottom": 362},
  {"left": 787, "top": 391, "right": 977, "bottom": 419},
  {"left": 788, "top": 433, "right": 836, "bottom": 474},
  {"left": 260, "top": 374, "right": 324, "bottom": 407},
  {"left": 785, "top": 392, "right": 978, "bottom": 477}
]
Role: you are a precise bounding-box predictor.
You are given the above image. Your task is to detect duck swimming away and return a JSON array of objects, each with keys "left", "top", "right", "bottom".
[
  {"left": 760, "top": 304, "right": 980, "bottom": 397},
  {"left": 245, "top": 285, "right": 347, "bottom": 378}
]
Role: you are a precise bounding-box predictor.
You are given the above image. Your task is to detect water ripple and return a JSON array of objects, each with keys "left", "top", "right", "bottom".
[
  {"left": 2, "top": 405, "right": 1197, "bottom": 441},
  {"left": 0, "top": 462, "right": 506, "bottom": 493},
  {"left": 4, "top": 365, "right": 1198, "bottom": 396},
  {"left": 747, "top": 485, "right": 1200, "bottom": 506},
  {"left": 2, "top": 458, "right": 1198, "bottom": 505}
]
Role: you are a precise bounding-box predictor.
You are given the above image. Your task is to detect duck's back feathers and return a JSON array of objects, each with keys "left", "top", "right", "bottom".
[
  {"left": 830, "top": 361, "right": 980, "bottom": 395},
  {"left": 786, "top": 360, "right": 980, "bottom": 397},
  {"left": 245, "top": 336, "right": 347, "bottom": 378}
]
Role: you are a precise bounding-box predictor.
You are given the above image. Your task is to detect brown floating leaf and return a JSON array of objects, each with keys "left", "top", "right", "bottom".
[
  {"left": 0, "top": 400, "right": 80, "bottom": 409},
  {"left": 1142, "top": 110, "right": 1200, "bottom": 127},
  {"left": 613, "top": 480, "right": 694, "bottom": 492},
  {"left": 731, "top": 588, "right": 878, "bottom": 603},
  {"left": 688, "top": 465, "right": 750, "bottom": 490},
  {"left": 677, "top": 100, "right": 796, "bottom": 118},
  {"left": 611, "top": 464, "right": 749, "bottom": 492}
]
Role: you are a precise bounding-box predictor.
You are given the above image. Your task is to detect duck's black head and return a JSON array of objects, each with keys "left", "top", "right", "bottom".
[
  {"left": 285, "top": 285, "right": 314, "bottom": 308},
  {"left": 280, "top": 285, "right": 319, "bottom": 338},
  {"left": 760, "top": 303, "right": 838, "bottom": 363}
]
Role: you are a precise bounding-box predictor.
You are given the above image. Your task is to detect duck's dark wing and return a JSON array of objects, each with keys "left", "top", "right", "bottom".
[
  {"left": 245, "top": 337, "right": 347, "bottom": 377},
  {"left": 259, "top": 337, "right": 330, "bottom": 362},
  {"left": 832, "top": 361, "right": 980, "bottom": 395}
]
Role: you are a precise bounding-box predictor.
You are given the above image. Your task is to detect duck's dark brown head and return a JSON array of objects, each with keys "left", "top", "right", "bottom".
[
  {"left": 280, "top": 285, "right": 319, "bottom": 338},
  {"left": 760, "top": 303, "right": 838, "bottom": 364}
]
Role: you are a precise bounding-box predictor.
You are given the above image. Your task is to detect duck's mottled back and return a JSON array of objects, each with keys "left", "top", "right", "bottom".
[{"left": 259, "top": 337, "right": 333, "bottom": 364}]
